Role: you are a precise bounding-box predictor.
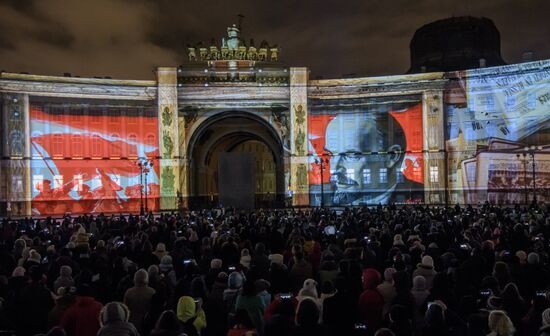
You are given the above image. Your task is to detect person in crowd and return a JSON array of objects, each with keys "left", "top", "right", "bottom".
[
  {"left": 17, "top": 266, "right": 54, "bottom": 336},
  {"left": 48, "top": 287, "right": 76, "bottom": 328},
  {"left": 412, "top": 256, "right": 436, "bottom": 290},
  {"left": 177, "top": 296, "right": 207, "bottom": 336},
  {"left": 357, "top": 268, "right": 383, "bottom": 331},
  {"left": 53, "top": 266, "right": 74, "bottom": 293},
  {"left": 539, "top": 308, "right": 550, "bottom": 336},
  {"left": 292, "top": 297, "right": 327, "bottom": 336},
  {"left": 150, "top": 310, "right": 186, "bottom": 336},
  {"left": 376, "top": 268, "right": 397, "bottom": 317},
  {"left": 227, "top": 308, "right": 257, "bottom": 336},
  {"left": 97, "top": 301, "right": 139, "bottom": 336},
  {"left": 487, "top": 310, "right": 515, "bottom": 336},
  {"left": 124, "top": 268, "right": 156, "bottom": 332},
  {"left": 410, "top": 275, "right": 430, "bottom": 331},
  {"left": 60, "top": 284, "right": 104, "bottom": 336},
  {"left": 224, "top": 271, "right": 245, "bottom": 317},
  {"left": 1, "top": 203, "right": 550, "bottom": 336},
  {"left": 235, "top": 279, "right": 267, "bottom": 333}
]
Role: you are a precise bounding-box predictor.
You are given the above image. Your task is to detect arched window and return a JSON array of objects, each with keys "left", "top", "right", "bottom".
[
  {"left": 111, "top": 133, "right": 121, "bottom": 157},
  {"left": 146, "top": 134, "right": 156, "bottom": 149},
  {"left": 53, "top": 133, "right": 63, "bottom": 157},
  {"left": 72, "top": 134, "right": 82, "bottom": 157},
  {"left": 91, "top": 134, "right": 102, "bottom": 158},
  {"left": 127, "top": 133, "right": 138, "bottom": 157}
]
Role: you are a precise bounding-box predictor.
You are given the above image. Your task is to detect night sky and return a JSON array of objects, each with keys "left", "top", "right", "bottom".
[{"left": 0, "top": 0, "right": 549, "bottom": 80}]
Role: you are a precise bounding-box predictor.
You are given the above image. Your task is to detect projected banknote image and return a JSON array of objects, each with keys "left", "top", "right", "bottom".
[
  {"left": 308, "top": 98, "right": 424, "bottom": 206},
  {"left": 30, "top": 104, "right": 160, "bottom": 215},
  {"left": 446, "top": 60, "right": 550, "bottom": 204}
]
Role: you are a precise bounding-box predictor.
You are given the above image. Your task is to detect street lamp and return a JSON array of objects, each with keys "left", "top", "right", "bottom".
[
  {"left": 518, "top": 145, "right": 542, "bottom": 204},
  {"left": 137, "top": 158, "right": 154, "bottom": 215},
  {"left": 516, "top": 152, "right": 529, "bottom": 205},
  {"left": 314, "top": 156, "right": 330, "bottom": 207}
]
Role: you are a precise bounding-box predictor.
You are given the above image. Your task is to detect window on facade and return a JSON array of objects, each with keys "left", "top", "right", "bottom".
[
  {"left": 111, "top": 134, "right": 121, "bottom": 157},
  {"left": 396, "top": 170, "right": 404, "bottom": 183},
  {"left": 329, "top": 170, "right": 336, "bottom": 183},
  {"left": 72, "top": 134, "right": 82, "bottom": 157},
  {"left": 53, "top": 134, "right": 63, "bottom": 157},
  {"left": 146, "top": 134, "right": 156, "bottom": 150},
  {"left": 413, "top": 166, "right": 422, "bottom": 181},
  {"left": 346, "top": 168, "right": 355, "bottom": 181},
  {"left": 430, "top": 166, "right": 439, "bottom": 183},
  {"left": 73, "top": 175, "right": 83, "bottom": 192},
  {"left": 127, "top": 134, "right": 138, "bottom": 157},
  {"left": 92, "top": 135, "right": 102, "bottom": 157},
  {"left": 53, "top": 175, "right": 63, "bottom": 189},
  {"left": 362, "top": 168, "right": 371, "bottom": 184},
  {"left": 379, "top": 168, "right": 388, "bottom": 184},
  {"left": 33, "top": 175, "right": 44, "bottom": 193},
  {"left": 12, "top": 176, "right": 23, "bottom": 193}
]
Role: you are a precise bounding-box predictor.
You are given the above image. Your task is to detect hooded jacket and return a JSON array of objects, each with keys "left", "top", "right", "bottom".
[
  {"left": 223, "top": 272, "right": 244, "bottom": 314},
  {"left": 124, "top": 269, "right": 156, "bottom": 332},
  {"left": 97, "top": 302, "right": 139, "bottom": 336},
  {"left": 177, "top": 296, "right": 207, "bottom": 335},
  {"left": 53, "top": 266, "right": 74, "bottom": 293},
  {"left": 357, "top": 268, "right": 384, "bottom": 331},
  {"left": 60, "top": 296, "right": 103, "bottom": 336}
]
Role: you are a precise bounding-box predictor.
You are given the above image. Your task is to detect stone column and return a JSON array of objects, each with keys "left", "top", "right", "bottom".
[
  {"left": 177, "top": 112, "right": 189, "bottom": 210},
  {"left": 156, "top": 67, "right": 180, "bottom": 211},
  {"left": 422, "top": 90, "right": 446, "bottom": 204},
  {"left": 2, "top": 93, "right": 30, "bottom": 216},
  {"left": 289, "top": 68, "right": 309, "bottom": 206}
]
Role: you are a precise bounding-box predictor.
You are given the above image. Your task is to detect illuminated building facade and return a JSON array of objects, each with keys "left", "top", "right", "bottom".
[{"left": 1, "top": 20, "right": 550, "bottom": 216}]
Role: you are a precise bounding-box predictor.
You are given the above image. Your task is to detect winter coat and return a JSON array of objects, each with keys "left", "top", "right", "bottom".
[
  {"left": 176, "top": 296, "right": 207, "bottom": 336},
  {"left": 268, "top": 263, "right": 291, "bottom": 295},
  {"left": 412, "top": 265, "right": 437, "bottom": 290},
  {"left": 357, "top": 269, "right": 384, "bottom": 331},
  {"left": 124, "top": 285, "right": 156, "bottom": 332},
  {"left": 60, "top": 296, "right": 103, "bottom": 336},
  {"left": 48, "top": 295, "right": 75, "bottom": 328},
  {"left": 53, "top": 275, "right": 75, "bottom": 293},
  {"left": 376, "top": 280, "right": 397, "bottom": 317},
  {"left": 290, "top": 259, "right": 313, "bottom": 293},
  {"left": 318, "top": 260, "right": 339, "bottom": 286},
  {"left": 98, "top": 301, "right": 139, "bottom": 336},
  {"left": 539, "top": 325, "right": 550, "bottom": 336},
  {"left": 236, "top": 294, "right": 267, "bottom": 332},
  {"left": 97, "top": 321, "right": 139, "bottom": 336},
  {"left": 17, "top": 282, "right": 54, "bottom": 336}
]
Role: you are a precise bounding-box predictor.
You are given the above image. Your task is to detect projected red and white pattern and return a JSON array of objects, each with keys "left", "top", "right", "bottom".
[{"left": 30, "top": 107, "right": 160, "bottom": 215}]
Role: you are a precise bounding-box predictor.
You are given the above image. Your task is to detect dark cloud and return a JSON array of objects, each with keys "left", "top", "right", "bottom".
[{"left": 0, "top": 0, "right": 549, "bottom": 79}]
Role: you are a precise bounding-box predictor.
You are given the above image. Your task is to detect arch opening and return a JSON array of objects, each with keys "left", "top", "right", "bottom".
[{"left": 187, "top": 111, "right": 285, "bottom": 209}]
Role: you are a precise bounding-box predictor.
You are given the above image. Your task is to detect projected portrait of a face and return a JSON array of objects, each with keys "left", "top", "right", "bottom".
[{"left": 309, "top": 100, "right": 424, "bottom": 206}]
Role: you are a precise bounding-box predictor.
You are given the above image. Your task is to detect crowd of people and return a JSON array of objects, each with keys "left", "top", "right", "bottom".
[{"left": 0, "top": 202, "right": 550, "bottom": 336}]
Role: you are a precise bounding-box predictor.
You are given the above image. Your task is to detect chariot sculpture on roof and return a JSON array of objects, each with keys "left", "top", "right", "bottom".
[{"left": 186, "top": 19, "right": 280, "bottom": 62}]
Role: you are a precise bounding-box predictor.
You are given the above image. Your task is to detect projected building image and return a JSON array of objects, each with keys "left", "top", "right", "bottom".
[{"left": 1, "top": 17, "right": 550, "bottom": 216}]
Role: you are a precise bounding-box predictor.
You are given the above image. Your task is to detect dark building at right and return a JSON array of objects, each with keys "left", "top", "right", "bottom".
[{"left": 409, "top": 16, "right": 507, "bottom": 73}]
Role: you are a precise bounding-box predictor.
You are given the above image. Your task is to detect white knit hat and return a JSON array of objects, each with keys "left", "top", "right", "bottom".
[{"left": 421, "top": 255, "right": 434, "bottom": 268}]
